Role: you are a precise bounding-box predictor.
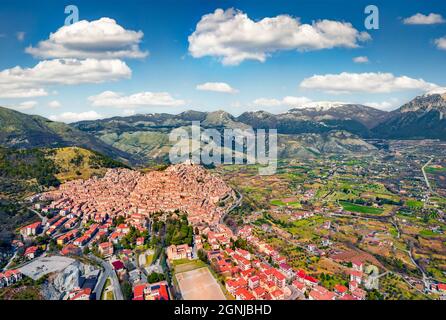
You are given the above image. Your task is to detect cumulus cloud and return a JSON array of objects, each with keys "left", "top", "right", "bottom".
[
  {"left": 0, "top": 88, "right": 48, "bottom": 99},
  {"left": 88, "top": 91, "right": 185, "bottom": 108},
  {"left": 26, "top": 18, "right": 148, "bottom": 59},
  {"left": 48, "top": 100, "right": 61, "bottom": 108},
  {"left": 403, "top": 13, "right": 445, "bottom": 25},
  {"left": 188, "top": 8, "right": 371, "bottom": 65},
  {"left": 252, "top": 96, "right": 312, "bottom": 108},
  {"left": 0, "top": 59, "right": 131, "bottom": 98},
  {"left": 435, "top": 37, "right": 446, "bottom": 50},
  {"left": 299, "top": 72, "right": 438, "bottom": 94},
  {"left": 8, "top": 100, "right": 38, "bottom": 111},
  {"left": 196, "top": 82, "right": 238, "bottom": 93},
  {"left": 353, "top": 56, "right": 369, "bottom": 63},
  {"left": 49, "top": 110, "right": 103, "bottom": 123}
]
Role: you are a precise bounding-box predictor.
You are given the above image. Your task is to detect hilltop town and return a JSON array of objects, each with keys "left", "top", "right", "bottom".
[
  {"left": 41, "top": 162, "right": 234, "bottom": 227},
  {"left": 1, "top": 140, "right": 446, "bottom": 301}
]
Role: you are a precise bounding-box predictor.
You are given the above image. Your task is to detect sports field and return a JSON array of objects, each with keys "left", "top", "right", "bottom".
[{"left": 175, "top": 267, "right": 226, "bottom": 300}]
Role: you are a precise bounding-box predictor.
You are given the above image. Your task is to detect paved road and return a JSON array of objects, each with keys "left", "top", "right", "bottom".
[
  {"left": 93, "top": 269, "right": 107, "bottom": 300},
  {"left": 89, "top": 255, "right": 124, "bottom": 300},
  {"left": 219, "top": 190, "right": 243, "bottom": 233},
  {"left": 286, "top": 284, "right": 302, "bottom": 300},
  {"left": 28, "top": 207, "right": 48, "bottom": 226},
  {"left": 2, "top": 250, "right": 18, "bottom": 271},
  {"left": 421, "top": 157, "right": 433, "bottom": 192},
  {"left": 406, "top": 245, "right": 430, "bottom": 291}
]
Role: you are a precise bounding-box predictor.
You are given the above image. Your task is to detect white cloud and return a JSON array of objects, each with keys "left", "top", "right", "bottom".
[
  {"left": 403, "top": 13, "right": 445, "bottom": 25},
  {"left": 26, "top": 18, "right": 148, "bottom": 59},
  {"left": 353, "top": 56, "right": 369, "bottom": 63},
  {"left": 435, "top": 37, "right": 446, "bottom": 50},
  {"left": 48, "top": 100, "right": 61, "bottom": 108},
  {"left": 8, "top": 100, "right": 38, "bottom": 111},
  {"left": 252, "top": 96, "right": 312, "bottom": 108},
  {"left": 123, "top": 109, "right": 136, "bottom": 116},
  {"left": 88, "top": 91, "right": 185, "bottom": 108},
  {"left": 196, "top": 82, "right": 238, "bottom": 93},
  {"left": 188, "top": 8, "right": 370, "bottom": 65},
  {"left": 300, "top": 72, "right": 438, "bottom": 94},
  {"left": 364, "top": 98, "right": 400, "bottom": 111},
  {"left": 0, "top": 88, "right": 48, "bottom": 99},
  {"left": 49, "top": 110, "right": 103, "bottom": 123},
  {"left": 425, "top": 87, "right": 446, "bottom": 96},
  {"left": 16, "top": 31, "right": 25, "bottom": 41},
  {"left": 0, "top": 59, "right": 131, "bottom": 98}
]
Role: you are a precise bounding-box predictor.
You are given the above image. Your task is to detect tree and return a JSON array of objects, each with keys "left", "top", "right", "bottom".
[
  {"left": 147, "top": 272, "right": 165, "bottom": 284},
  {"left": 114, "top": 216, "right": 125, "bottom": 227},
  {"left": 120, "top": 280, "right": 133, "bottom": 300},
  {"left": 234, "top": 238, "right": 248, "bottom": 250},
  {"left": 197, "top": 249, "right": 209, "bottom": 264}
]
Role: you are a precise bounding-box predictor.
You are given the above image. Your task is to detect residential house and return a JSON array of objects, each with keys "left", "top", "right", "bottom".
[{"left": 166, "top": 244, "right": 192, "bottom": 261}]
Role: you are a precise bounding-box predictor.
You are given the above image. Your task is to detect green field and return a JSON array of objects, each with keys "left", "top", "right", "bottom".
[
  {"left": 419, "top": 230, "right": 441, "bottom": 238},
  {"left": 270, "top": 199, "right": 302, "bottom": 208},
  {"left": 339, "top": 201, "right": 384, "bottom": 214},
  {"left": 270, "top": 199, "right": 286, "bottom": 206},
  {"left": 406, "top": 199, "right": 423, "bottom": 209},
  {"left": 425, "top": 166, "right": 446, "bottom": 174}
]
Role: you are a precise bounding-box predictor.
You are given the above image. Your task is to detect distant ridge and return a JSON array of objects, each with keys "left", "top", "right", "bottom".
[{"left": 0, "top": 106, "right": 138, "bottom": 164}]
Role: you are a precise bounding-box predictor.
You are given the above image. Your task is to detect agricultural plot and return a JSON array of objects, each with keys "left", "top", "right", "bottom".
[{"left": 339, "top": 201, "right": 384, "bottom": 214}]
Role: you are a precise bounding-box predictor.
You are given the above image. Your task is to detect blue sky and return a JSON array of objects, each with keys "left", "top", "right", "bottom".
[{"left": 0, "top": 0, "right": 445, "bottom": 122}]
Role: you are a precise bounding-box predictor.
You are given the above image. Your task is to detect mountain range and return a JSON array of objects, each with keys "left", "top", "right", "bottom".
[
  {"left": 1, "top": 91, "right": 445, "bottom": 165},
  {"left": 0, "top": 106, "right": 138, "bottom": 164}
]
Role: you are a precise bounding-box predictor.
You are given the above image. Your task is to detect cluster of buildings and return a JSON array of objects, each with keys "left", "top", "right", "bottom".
[
  {"left": 132, "top": 281, "right": 170, "bottom": 300},
  {"left": 20, "top": 222, "right": 41, "bottom": 238},
  {"left": 41, "top": 163, "right": 234, "bottom": 229},
  {"left": 191, "top": 225, "right": 289, "bottom": 300},
  {"left": 191, "top": 223, "right": 372, "bottom": 301},
  {"left": 0, "top": 269, "right": 22, "bottom": 288},
  {"left": 19, "top": 205, "right": 150, "bottom": 265}
]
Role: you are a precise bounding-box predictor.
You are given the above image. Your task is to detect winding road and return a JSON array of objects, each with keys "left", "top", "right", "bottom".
[
  {"left": 421, "top": 157, "right": 433, "bottom": 192},
  {"left": 89, "top": 255, "right": 124, "bottom": 300}
]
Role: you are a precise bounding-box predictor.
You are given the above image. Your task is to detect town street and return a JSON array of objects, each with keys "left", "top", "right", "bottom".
[{"left": 89, "top": 255, "right": 124, "bottom": 300}]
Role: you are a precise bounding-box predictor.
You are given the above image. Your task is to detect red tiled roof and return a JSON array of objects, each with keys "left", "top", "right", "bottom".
[
  {"left": 133, "top": 283, "right": 148, "bottom": 299},
  {"left": 235, "top": 288, "right": 255, "bottom": 300},
  {"left": 309, "top": 287, "right": 335, "bottom": 300},
  {"left": 21, "top": 221, "right": 41, "bottom": 230},
  {"left": 156, "top": 284, "right": 169, "bottom": 300},
  {"left": 334, "top": 284, "right": 348, "bottom": 294},
  {"left": 70, "top": 288, "right": 91, "bottom": 300},
  {"left": 24, "top": 246, "right": 38, "bottom": 255},
  {"left": 99, "top": 242, "right": 113, "bottom": 249},
  {"left": 112, "top": 260, "right": 125, "bottom": 270},
  {"left": 349, "top": 270, "right": 363, "bottom": 277}
]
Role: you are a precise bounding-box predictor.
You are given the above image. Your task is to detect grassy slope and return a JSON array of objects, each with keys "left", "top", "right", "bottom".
[{"left": 0, "top": 106, "right": 137, "bottom": 165}]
